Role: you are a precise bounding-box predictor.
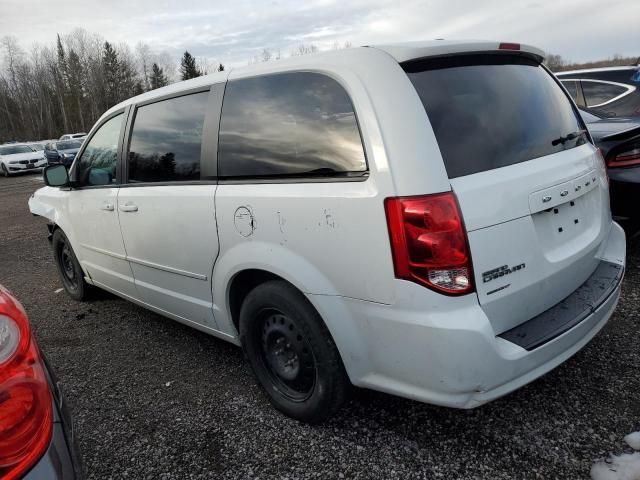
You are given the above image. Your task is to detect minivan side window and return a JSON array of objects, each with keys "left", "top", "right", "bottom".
[
  {"left": 75, "top": 113, "right": 123, "bottom": 186},
  {"left": 127, "top": 91, "right": 208, "bottom": 183},
  {"left": 218, "top": 72, "right": 366, "bottom": 178}
]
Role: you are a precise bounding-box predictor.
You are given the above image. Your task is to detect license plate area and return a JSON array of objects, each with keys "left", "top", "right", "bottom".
[
  {"left": 546, "top": 199, "right": 584, "bottom": 237},
  {"left": 531, "top": 186, "right": 602, "bottom": 262}
]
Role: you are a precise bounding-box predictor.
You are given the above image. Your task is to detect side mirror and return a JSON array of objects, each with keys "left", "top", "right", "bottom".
[{"left": 44, "top": 164, "right": 69, "bottom": 187}]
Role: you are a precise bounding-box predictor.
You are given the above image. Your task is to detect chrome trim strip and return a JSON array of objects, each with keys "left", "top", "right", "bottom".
[
  {"left": 127, "top": 256, "right": 207, "bottom": 281},
  {"left": 80, "top": 244, "right": 207, "bottom": 281},
  {"left": 80, "top": 243, "right": 126, "bottom": 260}
]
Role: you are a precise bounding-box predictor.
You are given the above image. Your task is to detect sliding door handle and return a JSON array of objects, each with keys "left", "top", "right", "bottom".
[{"left": 119, "top": 203, "right": 138, "bottom": 213}]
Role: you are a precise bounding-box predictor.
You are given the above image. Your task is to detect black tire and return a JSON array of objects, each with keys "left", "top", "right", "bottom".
[
  {"left": 1, "top": 163, "right": 9, "bottom": 177},
  {"left": 52, "top": 229, "right": 89, "bottom": 301},
  {"left": 239, "top": 280, "right": 350, "bottom": 423}
]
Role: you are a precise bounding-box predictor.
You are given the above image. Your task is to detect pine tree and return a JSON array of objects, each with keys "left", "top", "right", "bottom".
[
  {"left": 102, "top": 41, "right": 120, "bottom": 108},
  {"left": 55, "top": 34, "right": 70, "bottom": 131},
  {"left": 149, "top": 63, "right": 168, "bottom": 90},
  {"left": 180, "top": 51, "right": 201, "bottom": 80},
  {"left": 56, "top": 34, "right": 68, "bottom": 86},
  {"left": 66, "top": 49, "right": 86, "bottom": 130},
  {"left": 133, "top": 80, "right": 145, "bottom": 96},
  {"left": 118, "top": 58, "right": 137, "bottom": 98}
]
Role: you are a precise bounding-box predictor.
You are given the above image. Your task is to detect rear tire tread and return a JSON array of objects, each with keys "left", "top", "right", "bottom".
[{"left": 239, "top": 280, "right": 350, "bottom": 423}]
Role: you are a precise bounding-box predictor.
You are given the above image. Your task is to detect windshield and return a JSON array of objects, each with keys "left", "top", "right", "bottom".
[
  {"left": 29, "top": 143, "right": 45, "bottom": 151},
  {"left": 57, "top": 140, "right": 82, "bottom": 150},
  {"left": 0, "top": 145, "right": 33, "bottom": 155},
  {"left": 405, "top": 54, "right": 586, "bottom": 178}
]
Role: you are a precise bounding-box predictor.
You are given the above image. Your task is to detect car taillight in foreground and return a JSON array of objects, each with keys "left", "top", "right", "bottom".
[
  {"left": 384, "top": 192, "right": 474, "bottom": 295},
  {"left": 606, "top": 143, "right": 640, "bottom": 168},
  {"left": 0, "top": 286, "right": 52, "bottom": 480}
]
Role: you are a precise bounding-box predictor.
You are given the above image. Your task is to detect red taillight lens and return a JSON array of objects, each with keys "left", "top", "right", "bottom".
[
  {"left": 384, "top": 192, "right": 474, "bottom": 295},
  {"left": 499, "top": 42, "right": 521, "bottom": 51},
  {"left": 607, "top": 145, "right": 640, "bottom": 168},
  {"left": 0, "top": 287, "right": 52, "bottom": 480}
]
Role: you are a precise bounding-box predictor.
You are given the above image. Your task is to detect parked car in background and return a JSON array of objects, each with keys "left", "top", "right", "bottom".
[
  {"left": 44, "top": 140, "right": 83, "bottom": 166},
  {"left": 58, "top": 133, "right": 87, "bottom": 141},
  {"left": 557, "top": 65, "right": 640, "bottom": 118},
  {"left": 31, "top": 40, "right": 625, "bottom": 423},
  {"left": 0, "top": 144, "right": 47, "bottom": 176},
  {"left": 580, "top": 108, "right": 640, "bottom": 232},
  {"left": 28, "top": 142, "right": 47, "bottom": 152},
  {"left": 0, "top": 285, "right": 82, "bottom": 478}
]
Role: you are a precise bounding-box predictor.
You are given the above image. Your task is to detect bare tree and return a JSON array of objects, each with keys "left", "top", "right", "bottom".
[
  {"left": 544, "top": 53, "right": 566, "bottom": 72},
  {"left": 136, "top": 42, "right": 152, "bottom": 90}
]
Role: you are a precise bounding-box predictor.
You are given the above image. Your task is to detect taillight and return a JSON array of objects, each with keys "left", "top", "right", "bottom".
[
  {"left": 596, "top": 148, "right": 609, "bottom": 185},
  {"left": 0, "top": 286, "right": 52, "bottom": 480},
  {"left": 384, "top": 192, "right": 474, "bottom": 295},
  {"left": 606, "top": 144, "right": 640, "bottom": 168}
]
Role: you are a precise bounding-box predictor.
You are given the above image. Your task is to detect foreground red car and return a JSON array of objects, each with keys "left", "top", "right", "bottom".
[{"left": 0, "top": 286, "right": 81, "bottom": 479}]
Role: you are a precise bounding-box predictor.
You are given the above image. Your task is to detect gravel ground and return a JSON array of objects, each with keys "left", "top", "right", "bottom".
[{"left": 1, "top": 172, "right": 639, "bottom": 479}]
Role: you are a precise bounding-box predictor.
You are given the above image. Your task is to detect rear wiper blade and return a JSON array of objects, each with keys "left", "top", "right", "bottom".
[{"left": 552, "top": 129, "right": 588, "bottom": 146}]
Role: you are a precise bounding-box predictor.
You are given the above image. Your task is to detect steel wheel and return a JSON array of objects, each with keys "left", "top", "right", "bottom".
[
  {"left": 59, "top": 244, "right": 78, "bottom": 289},
  {"left": 259, "top": 309, "right": 317, "bottom": 402}
]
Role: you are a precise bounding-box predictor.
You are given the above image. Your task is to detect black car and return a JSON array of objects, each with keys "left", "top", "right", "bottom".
[
  {"left": 0, "top": 285, "right": 82, "bottom": 479},
  {"left": 581, "top": 109, "right": 640, "bottom": 232},
  {"left": 44, "top": 140, "right": 83, "bottom": 166},
  {"left": 557, "top": 66, "right": 640, "bottom": 118}
]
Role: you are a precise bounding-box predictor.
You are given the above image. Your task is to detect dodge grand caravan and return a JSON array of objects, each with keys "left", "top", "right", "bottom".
[{"left": 29, "top": 41, "right": 626, "bottom": 423}]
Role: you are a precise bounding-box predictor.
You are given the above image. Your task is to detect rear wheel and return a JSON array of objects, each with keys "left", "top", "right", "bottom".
[
  {"left": 240, "top": 280, "right": 349, "bottom": 423},
  {"left": 52, "top": 229, "right": 89, "bottom": 301}
]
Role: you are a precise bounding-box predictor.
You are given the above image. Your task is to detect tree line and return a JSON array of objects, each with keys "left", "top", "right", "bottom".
[
  {"left": 545, "top": 53, "right": 639, "bottom": 72},
  {"left": 0, "top": 29, "right": 223, "bottom": 143}
]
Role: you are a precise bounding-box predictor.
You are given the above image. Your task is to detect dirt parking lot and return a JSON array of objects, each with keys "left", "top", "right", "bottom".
[{"left": 1, "top": 172, "right": 639, "bottom": 479}]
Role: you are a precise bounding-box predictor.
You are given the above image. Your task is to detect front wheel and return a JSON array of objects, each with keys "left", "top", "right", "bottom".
[
  {"left": 1, "top": 163, "right": 10, "bottom": 177},
  {"left": 240, "top": 280, "right": 350, "bottom": 423},
  {"left": 52, "top": 229, "right": 90, "bottom": 301}
]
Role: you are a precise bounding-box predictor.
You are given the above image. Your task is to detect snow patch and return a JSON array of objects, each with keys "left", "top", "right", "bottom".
[
  {"left": 591, "top": 453, "right": 640, "bottom": 480},
  {"left": 625, "top": 433, "right": 640, "bottom": 451}
]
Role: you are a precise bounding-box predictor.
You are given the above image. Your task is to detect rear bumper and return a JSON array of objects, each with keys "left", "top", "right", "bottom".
[
  {"left": 24, "top": 354, "right": 83, "bottom": 479},
  {"left": 24, "top": 422, "right": 80, "bottom": 479},
  {"left": 309, "top": 221, "right": 626, "bottom": 409}
]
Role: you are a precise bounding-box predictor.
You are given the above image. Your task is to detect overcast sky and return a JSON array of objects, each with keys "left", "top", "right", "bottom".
[{"left": 1, "top": 0, "right": 638, "bottom": 66}]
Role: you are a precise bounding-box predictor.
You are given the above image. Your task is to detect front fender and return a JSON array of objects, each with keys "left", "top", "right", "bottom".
[{"left": 28, "top": 187, "right": 75, "bottom": 249}]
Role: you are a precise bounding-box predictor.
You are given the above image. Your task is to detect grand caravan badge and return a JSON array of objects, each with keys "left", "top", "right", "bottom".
[{"left": 482, "top": 263, "right": 526, "bottom": 283}]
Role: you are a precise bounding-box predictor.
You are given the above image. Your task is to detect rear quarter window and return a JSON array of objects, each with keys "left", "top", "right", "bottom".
[
  {"left": 218, "top": 72, "right": 367, "bottom": 178},
  {"left": 405, "top": 55, "right": 586, "bottom": 179}
]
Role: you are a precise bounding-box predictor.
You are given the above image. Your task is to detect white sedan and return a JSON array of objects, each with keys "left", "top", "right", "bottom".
[{"left": 0, "top": 144, "right": 47, "bottom": 176}]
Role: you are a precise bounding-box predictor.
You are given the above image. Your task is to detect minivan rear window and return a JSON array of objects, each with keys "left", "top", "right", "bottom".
[{"left": 405, "top": 55, "right": 586, "bottom": 178}]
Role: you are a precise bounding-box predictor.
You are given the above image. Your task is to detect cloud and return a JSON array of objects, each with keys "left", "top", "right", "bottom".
[{"left": 0, "top": 0, "right": 638, "bottom": 66}]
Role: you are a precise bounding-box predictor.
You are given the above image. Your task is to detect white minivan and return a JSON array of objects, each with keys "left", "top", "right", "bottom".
[{"left": 30, "top": 40, "right": 626, "bottom": 423}]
